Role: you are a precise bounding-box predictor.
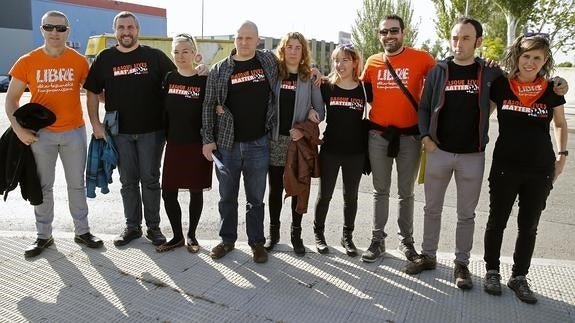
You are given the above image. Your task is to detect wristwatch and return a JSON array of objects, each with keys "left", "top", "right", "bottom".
[{"left": 558, "top": 150, "right": 569, "bottom": 156}]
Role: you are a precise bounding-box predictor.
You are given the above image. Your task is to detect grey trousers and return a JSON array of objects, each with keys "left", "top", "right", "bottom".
[
  {"left": 421, "top": 148, "right": 485, "bottom": 265},
  {"left": 368, "top": 132, "right": 421, "bottom": 246},
  {"left": 31, "top": 126, "right": 90, "bottom": 239}
]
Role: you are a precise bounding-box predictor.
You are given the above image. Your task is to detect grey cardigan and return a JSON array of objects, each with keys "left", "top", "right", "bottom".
[{"left": 271, "top": 75, "right": 325, "bottom": 140}]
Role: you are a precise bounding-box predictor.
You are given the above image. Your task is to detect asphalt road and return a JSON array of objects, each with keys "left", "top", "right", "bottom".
[{"left": 1, "top": 92, "right": 574, "bottom": 261}]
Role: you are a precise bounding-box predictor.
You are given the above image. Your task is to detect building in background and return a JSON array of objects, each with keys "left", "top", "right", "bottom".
[
  {"left": 0, "top": 0, "right": 340, "bottom": 75},
  {"left": 207, "top": 34, "right": 337, "bottom": 74},
  {"left": 0, "top": 0, "right": 167, "bottom": 74}
]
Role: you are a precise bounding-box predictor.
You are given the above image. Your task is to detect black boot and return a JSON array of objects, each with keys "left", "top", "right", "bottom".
[
  {"left": 341, "top": 229, "right": 358, "bottom": 257},
  {"left": 314, "top": 230, "right": 329, "bottom": 254},
  {"left": 264, "top": 224, "right": 280, "bottom": 251},
  {"left": 291, "top": 226, "right": 305, "bottom": 256}
]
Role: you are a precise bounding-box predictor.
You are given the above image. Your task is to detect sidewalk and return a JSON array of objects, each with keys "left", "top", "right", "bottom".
[{"left": 1, "top": 231, "right": 574, "bottom": 322}]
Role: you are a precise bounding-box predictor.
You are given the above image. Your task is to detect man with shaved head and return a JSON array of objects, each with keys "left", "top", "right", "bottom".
[
  {"left": 5, "top": 10, "right": 103, "bottom": 257},
  {"left": 201, "top": 20, "right": 278, "bottom": 263}
]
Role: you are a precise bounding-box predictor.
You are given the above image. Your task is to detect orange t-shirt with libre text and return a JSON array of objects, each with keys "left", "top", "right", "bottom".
[
  {"left": 362, "top": 47, "right": 436, "bottom": 128},
  {"left": 9, "top": 47, "right": 89, "bottom": 132}
]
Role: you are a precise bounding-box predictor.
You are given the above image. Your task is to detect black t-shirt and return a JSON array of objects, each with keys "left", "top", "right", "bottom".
[
  {"left": 84, "top": 45, "right": 176, "bottom": 134},
  {"left": 320, "top": 83, "right": 366, "bottom": 154},
  {"left": 225, "top": 57, "right": 270, "bottom": 142},
  {"left": 437, "top": 61, "right": 480, "bottom": 153},
  {"left": 162, "top": 71, "right": 207, "bottom": 144},
  {"left": 279, "top": 73, "right": 298, "bottom": 135},
  {"left": 490, "top": 76, "right": 565, "bottom": 172}
]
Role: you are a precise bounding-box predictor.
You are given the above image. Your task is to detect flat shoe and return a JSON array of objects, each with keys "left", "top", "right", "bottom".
[
  {"left": 187, "top": 238, "right": 200, "bottom": 253},
  {"left": 155, "top": 239, "right": 184, "bottom": 253}
]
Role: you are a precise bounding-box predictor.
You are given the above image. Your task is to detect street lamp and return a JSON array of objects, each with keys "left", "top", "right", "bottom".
[{"left": 201, "top": 0, "right": 204, "bottom": 39}]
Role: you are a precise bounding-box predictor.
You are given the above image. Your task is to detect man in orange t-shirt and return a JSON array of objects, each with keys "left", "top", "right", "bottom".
[
  {"left": 360, "top": 14, "right": 436, "bottom": 263},
  {"left": 5, "top": 10, "right": 103, "bottom": 258}
]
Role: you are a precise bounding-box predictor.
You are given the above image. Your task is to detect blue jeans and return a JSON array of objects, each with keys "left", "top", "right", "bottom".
[
  {"left": 114, "top": 131, "right": 165, "bottom": 230},
  {"left": 215, "top": 135, "right": 269, "bottom": 246}
]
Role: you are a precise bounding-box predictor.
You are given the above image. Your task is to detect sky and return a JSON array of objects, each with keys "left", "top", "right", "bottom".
[
  {"left": 122, "top": 0, "right": 573, "bottom": 63},
  {"left": 121, "top": 0, "right": 437, "bottom": 44}
]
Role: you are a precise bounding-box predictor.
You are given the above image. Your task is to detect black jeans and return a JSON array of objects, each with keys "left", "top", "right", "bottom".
[
  {"left": 162, "top": 190, "right": 203, "bottom": 240},
  {"left": 268, "top": 166, "right": 303, "bottom": 227},
  {"left": 483, "top": 164, "right": 553, "bottom": 276},
  {"left": 314, "top": 150, "right": 364, "bottom": 233}
]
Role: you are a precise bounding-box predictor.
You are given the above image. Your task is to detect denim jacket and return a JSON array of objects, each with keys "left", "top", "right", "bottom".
[{"left": 201, "top": 49, "right": 279, "bottom": 150}]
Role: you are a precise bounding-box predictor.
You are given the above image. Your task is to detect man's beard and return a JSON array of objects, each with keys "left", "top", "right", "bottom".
[
  {"left": 384, "top": 39, "right": 402, "bottom": 54},
  {"left": 118, "top": 36, "right": 137, "bottom": 48}
]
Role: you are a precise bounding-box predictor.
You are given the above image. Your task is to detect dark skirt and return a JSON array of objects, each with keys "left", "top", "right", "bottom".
[{"left": 162, "top": 142, "right": 213, "bottom": 191}]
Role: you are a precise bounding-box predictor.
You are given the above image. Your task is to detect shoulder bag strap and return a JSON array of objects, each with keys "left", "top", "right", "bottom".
[
  {"left": 360, "top": 82, "right": 369, "bottom": 119},
  {"left": 383, "top": 54, "right": 419, "bottom": 111}
]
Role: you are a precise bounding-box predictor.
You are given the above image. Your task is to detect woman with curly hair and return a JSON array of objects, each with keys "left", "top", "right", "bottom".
[{"left": 264, "top": 32, "right": 324, "bottom": 255}]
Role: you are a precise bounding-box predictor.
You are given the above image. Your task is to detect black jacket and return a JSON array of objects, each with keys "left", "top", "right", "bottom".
[
  {"left": 0, "top": 103, "right": 56, "bottom": 205},
  {"left": 0, "top": 128, "right": 42, "bottom": 205}
]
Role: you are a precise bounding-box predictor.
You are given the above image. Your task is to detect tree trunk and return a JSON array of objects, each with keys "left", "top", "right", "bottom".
[{"left": 506, "top": 13, "right": 519, "bottom": 46}]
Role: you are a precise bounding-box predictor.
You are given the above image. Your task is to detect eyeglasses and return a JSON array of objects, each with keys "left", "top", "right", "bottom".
[
  {"left": 379, "top": 27, "right": 401, "bottom": 36},
  {"left": 42, "top": 24, "right": 68, "bottom": 32},
  {"left": 524, "top": 32, "right": 549, "bottom": 39}
]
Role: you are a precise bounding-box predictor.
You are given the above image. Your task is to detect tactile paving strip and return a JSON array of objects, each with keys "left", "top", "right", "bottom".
[{"left": 0, "top": 234, "right": 574, "bottom": 323}]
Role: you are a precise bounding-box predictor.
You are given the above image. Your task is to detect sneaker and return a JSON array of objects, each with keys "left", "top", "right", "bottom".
[
  {"left": 251, "top": 244, "right": 268, "bottom": 263},
  {"left": 507, "top": 276, "right": 537, "bottom": 304},
  {"left": 146, "top": 227, "right": 167, "bottom": 246},
  {"left": 405, "top": 254, "right": 437, "bottom": 275},
  {"left": 454, "top": 263, "right": 473, "bottom": 290},
  {"left": 74, "top": 232, "right": 104, "bottom": 249},
  {"left": 210, "top": 242, "right": 235, "bottom": 259},
  {"left": 113, "top": 227, "right": 142, "bottom": 246},
  {"left": 398, "top": 243, "right": 419, "bottom": 261},
  {"left": 483, "top": 270, "right": 502, "bottom": 295},
  {"left": 24, "top": 237, "right": 54, "bottom": 258},
  {"left": 361, "top": 239, "right": 385, "bottom": 263},
  {"left": 315, "top": 232, "right": 329, "bottom": 254}
]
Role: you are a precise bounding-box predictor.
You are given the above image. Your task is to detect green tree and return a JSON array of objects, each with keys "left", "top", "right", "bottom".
[
  {"left": 527, "top": 0, "right": 575, "bottom": 56},
  {"left": 493, "top": 0, "right": 537, "bottom": 46},
  {"left": 420, "top": 38, "right": 449, "bottom": 60},
  {"left": 431, "top": 0, "right": 497, "bottom": 40},
  {"left": 481, "top": 37, "right": 506, "bottom": 60},
  {"left": 351, "top": 0, "right": 418, "bottom": 60}
]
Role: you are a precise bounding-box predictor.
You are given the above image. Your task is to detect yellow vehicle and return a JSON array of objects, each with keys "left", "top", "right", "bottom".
[{"left": 85, "top": 34, "right": 234, "bottom": 66}]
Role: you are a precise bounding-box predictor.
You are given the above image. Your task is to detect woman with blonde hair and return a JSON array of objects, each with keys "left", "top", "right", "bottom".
[
  {"left": 264, "top": 32, "right": 324, "bottom": 255},
  {"left": 156, "top": 33, "right": 212, "bottom": 253},
  {"left": 313, "top": 44, "right": 371, "bottom": 256},
  {"left": 483, "top": 33, "right": 568, "bottom": 303}
]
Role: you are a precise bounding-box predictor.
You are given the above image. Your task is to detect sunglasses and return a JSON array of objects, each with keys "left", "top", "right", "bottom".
[
  {"left": 379, "top": 27, "right": 401, "bottom": 36},
  {"left": 42, "top": 24, "right": 68, "bottom": 32},
  {"left": 337, "top": 43, "right": 355, "bottom": 50},
  {"left": 523, "top": 32, "right": 549, "bottom": 39},
  {"left": 175, "top": 33, "right": 193, "bottom": 39}
]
